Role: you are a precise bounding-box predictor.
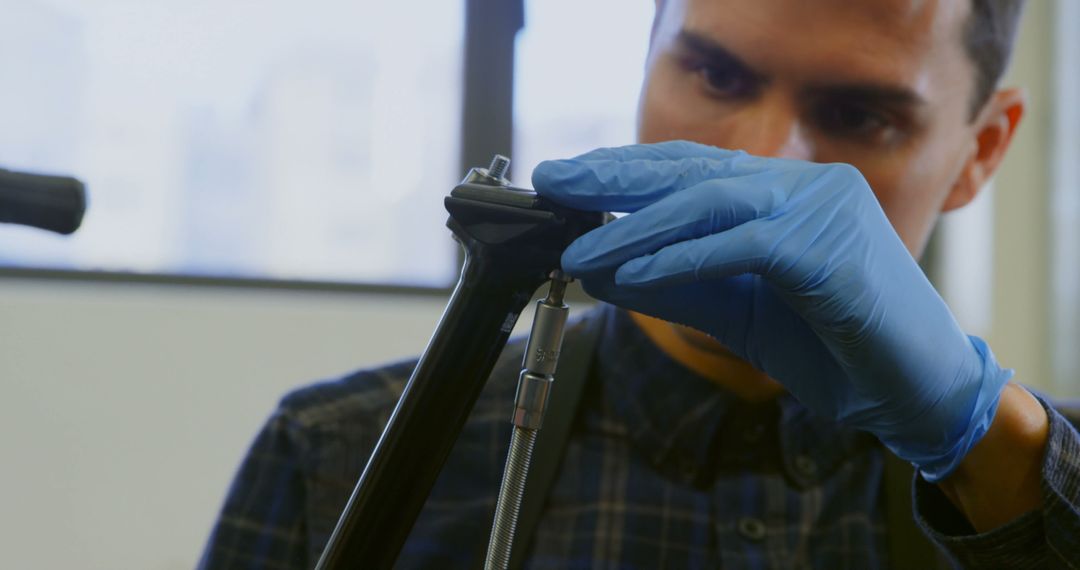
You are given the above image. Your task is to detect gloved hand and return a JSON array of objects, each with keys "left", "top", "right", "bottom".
[{"left": 533, "top": 141, "right": 1012, "bottom": 481}]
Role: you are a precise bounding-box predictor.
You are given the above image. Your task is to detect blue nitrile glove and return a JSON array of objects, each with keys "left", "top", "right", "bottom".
[{"left": 532, "top": 141, "right": 1012, "bottom": 481}]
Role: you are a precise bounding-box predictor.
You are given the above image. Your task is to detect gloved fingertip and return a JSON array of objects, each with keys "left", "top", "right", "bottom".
[
  {"left": 562, "top": 238, "right": 624, "bottom": 277},
  {"left": 559, "top": 242, "right": 589, "bottom": 275},
  {"left": 613, "top": 259, "right": 652, "bottom": 287},
  {"left": 531, "top": 159, "right": 583, "bottom": 190}
]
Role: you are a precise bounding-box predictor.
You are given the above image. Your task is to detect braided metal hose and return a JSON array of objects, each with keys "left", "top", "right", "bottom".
[{"left": 484, "top": 427, "right": 538, "bottom": 570}]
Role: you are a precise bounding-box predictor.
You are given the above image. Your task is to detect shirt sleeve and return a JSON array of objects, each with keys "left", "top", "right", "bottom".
[
  {"left": 912, "top": 395, "right": 1080, "bottom": 569},
  {"left": 197, "top": 407, "right": 313, "bottom": 570}
]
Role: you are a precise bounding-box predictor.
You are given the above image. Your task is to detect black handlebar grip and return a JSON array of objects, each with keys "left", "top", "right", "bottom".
[{"left": 0, "top": 168, "right": 87, "bottom": 235}]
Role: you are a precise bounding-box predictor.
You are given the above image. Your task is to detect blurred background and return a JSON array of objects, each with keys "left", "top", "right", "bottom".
[{"left": 0, "top": 0, "right": 1077, "bottom": 568}]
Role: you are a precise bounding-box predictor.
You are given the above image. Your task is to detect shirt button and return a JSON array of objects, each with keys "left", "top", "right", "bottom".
[
  {"left": 737, "top": 517, "right": 767, "bottom": 542},
  {"left": 741, "top": 424, "right": 765, "bottom": 443},
  {"left": 676, "top": 455, "right": 697, "bottom": 478},
  {"left": 794, "top": 454, "right": 818, "bottom": 477}
]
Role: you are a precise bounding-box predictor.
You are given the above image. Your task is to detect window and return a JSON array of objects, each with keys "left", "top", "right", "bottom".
[
  {"left": 0, "top": 0, "right": 463, "bottom": 287},
  {"left": 513, "top": 0, "right": 654, "bottom": 181}
]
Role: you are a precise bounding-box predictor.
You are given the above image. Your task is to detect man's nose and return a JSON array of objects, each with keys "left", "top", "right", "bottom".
[{"left": 719, "top": 97, "right": 813, "bottom": 160}]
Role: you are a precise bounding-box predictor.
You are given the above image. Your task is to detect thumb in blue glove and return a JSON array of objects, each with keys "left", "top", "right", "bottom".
[{"left": 533, "top": 141, "right": 1012, "bottom": 482}]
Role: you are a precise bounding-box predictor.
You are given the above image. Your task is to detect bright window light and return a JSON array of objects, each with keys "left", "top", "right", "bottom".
[
  {"left": 0, "top": 0, "right": 463, "bottom": 287},
  {"left": 513, "top": 0, "right": 655, "bottom": 185}
]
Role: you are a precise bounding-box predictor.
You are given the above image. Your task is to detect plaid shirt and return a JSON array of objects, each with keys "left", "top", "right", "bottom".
[{"left": 201, "top": 304, "right": 1080, "bottom": 569}]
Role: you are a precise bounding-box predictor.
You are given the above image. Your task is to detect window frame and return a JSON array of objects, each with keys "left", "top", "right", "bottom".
[{"left": 0, "top": 0, "right": 524, "bottom": 296}]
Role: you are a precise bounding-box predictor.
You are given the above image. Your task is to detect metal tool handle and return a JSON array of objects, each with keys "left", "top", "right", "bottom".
[
  {"left": 0, "top": 168, "right": 86, "bottom": 235},
  {"left": 485, "top": 274, "right": 571, "bottom": 570}
]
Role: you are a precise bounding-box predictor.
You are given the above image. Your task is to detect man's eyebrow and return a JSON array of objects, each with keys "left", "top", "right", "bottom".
[
  {"left": 676, "top": 30, "right": 766, "bottom": 82},
  {"left": 805, "top": 84, "right": 927, "bottom": 109}
]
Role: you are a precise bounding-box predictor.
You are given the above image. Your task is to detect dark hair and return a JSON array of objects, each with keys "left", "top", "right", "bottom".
[{"left": 964, "top": 0, "right": 1026, "bottom": 118}]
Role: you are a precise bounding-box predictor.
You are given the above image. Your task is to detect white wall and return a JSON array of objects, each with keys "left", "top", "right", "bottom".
[{"left": 0, "top": 278, "right": 449, "bottom": 569}]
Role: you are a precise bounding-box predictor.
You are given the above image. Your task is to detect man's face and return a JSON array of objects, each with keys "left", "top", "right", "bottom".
[{"left": 639, "top": 0, "right": 981, "bottom": 256}]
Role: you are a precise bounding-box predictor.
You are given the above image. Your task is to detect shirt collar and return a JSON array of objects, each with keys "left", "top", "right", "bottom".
[{"left": 591, "top": 304, "right": 875, "bottom": 487}]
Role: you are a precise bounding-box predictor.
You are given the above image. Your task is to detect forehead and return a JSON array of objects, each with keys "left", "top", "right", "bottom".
[{"left": 661, "top": 0, "right": 972, "bottom": 94}]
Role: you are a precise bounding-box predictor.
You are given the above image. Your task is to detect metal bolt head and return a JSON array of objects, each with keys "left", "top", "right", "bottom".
[{"left": 487, "top": 154, "right": 510, "bottom": 180}]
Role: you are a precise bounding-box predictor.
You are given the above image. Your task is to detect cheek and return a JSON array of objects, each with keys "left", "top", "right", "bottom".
[
  {"left": 877, "top": 118, "right": 977, "bottom": 255},
  {"left": 861, "top": 152, "right": 956, "bottom": 257}
]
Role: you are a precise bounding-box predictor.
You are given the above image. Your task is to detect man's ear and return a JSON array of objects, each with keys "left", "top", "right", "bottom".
[{"left": 942, "top": 88, "right": 1026, "bottom": 212}]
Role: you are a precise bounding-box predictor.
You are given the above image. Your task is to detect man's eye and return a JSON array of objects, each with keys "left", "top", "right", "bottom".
[
  {"left": 814, "top": 103, "right": 893, "bottom": 138},
  {"left": 692, "top": 63, "right": 755, "bottom": 98}
]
